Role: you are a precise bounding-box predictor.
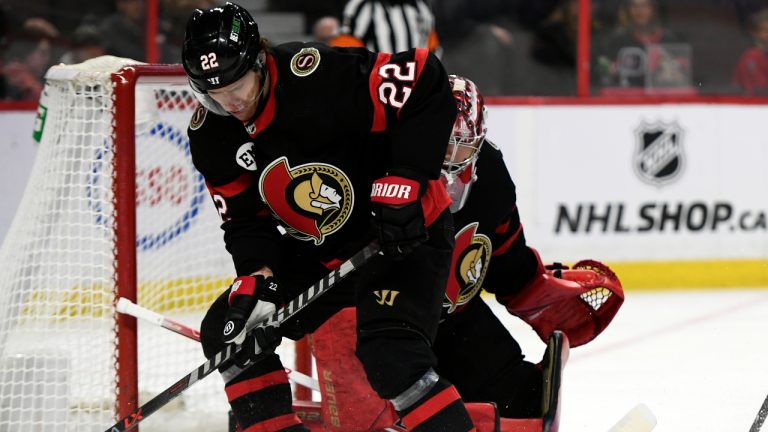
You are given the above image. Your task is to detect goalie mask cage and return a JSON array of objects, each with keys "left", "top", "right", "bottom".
[{"left": 0, "top": 56, "right": 308, "bottom": 431}]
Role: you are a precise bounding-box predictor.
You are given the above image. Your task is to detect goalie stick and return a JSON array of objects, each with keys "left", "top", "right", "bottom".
[
  {"left": 606, "top": 403, "right": 657, "bottom": 432},
  {"left": 105, "top": 242, "right": 379, "bottom": 432},
  {"left": 115, "top": 297, "right": 319, "bottom": 392}
]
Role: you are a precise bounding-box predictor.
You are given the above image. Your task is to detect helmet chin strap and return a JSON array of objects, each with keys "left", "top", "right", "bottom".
[
  {"left": 238, "top": 59, "right": 269, "bottom": 121},
  {"left": 238, "top": 51, "right": 268, "bottom": 109}
]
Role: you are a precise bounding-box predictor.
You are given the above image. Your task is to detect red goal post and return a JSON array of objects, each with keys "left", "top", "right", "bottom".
[{"left": 0, "top": 56, "right": 311, "bottom": 431}]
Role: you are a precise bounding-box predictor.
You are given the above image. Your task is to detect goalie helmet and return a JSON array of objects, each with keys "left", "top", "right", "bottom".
[
  {"left": 443, "top": 75, "right": 487, "bottom": 212},
  {"left": 182, "top": 2, "right": 265, "bottom": 115}
]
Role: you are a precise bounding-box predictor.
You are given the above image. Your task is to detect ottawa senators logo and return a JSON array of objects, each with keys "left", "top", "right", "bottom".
[
  {"left": 444, "top": 223, "right": 491, "bottom": 314},
  {"left": 290, "top": 47, "right": 321, "bottom": 77},
  {"left": 259, "top": 157, "right": 353, "bottom": 245},
  {"left": 189, "top": 104, "right": 207, "bottom": 130}
]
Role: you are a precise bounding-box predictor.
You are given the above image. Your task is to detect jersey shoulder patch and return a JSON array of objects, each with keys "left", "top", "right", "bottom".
[
  {"left": 290, "top": 47, "right": 321, "bottom": 77},
  {"left": 189, "top": 104, "right": 208, "bottom": 130}
]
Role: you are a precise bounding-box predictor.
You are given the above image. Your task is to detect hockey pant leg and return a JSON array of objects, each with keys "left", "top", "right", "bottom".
[
  {"left": 355, "top": 210, "right": 475, "bottom": 431},
  {"left": 434, "top": 295, "right": 542, "bottom": 418},
  {"left": 201, "top": 290, "right": 306, "bottom": 432}
]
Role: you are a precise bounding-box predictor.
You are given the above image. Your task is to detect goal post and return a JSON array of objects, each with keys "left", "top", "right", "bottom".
[{"left": 0, "top": 56, "right": 310, "bottom": 431}]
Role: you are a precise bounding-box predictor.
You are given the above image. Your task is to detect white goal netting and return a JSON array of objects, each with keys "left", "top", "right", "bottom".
[{"left": 0, "top": 56, "right": 298, "bottom": 431}]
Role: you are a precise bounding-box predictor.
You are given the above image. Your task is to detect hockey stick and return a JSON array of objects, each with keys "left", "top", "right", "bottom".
[
  {"left": 116, "top": 297, "right": 200, "bottom": 341},
  {"left": 750, "top": 392, "right": 768, "bottom": 432},
  {"left": 606, "top": 403, "right": 657, "bottom": 432},
  {"left": 105, "top": 242, "right": 379, "bottom": 432},
  {"left": 115, "top": 297, "right": 320, "bottom": 391}
]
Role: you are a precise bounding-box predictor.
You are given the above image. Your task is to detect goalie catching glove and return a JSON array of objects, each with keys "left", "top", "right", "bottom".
[
  {"left": 222, "top": 275, "right": 283, "bottom": 366},
  {"left": 370, "top": 169, "right": 429, "bottom": 259},
  {"left": 498, "top": 249, "right": 624, "bottom": 347}
]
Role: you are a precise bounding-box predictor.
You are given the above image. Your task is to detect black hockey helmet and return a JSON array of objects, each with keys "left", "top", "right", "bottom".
[{"left": 182, "top": 2, "right": 262, "bottom": 93}]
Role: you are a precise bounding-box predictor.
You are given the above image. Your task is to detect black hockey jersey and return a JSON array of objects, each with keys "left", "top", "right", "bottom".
[
  {"left": 188, "top": 42, "right": 456, "bottom": 276},
  {"left": 443, "top": 141, "right": 539, "bottom": 315}
]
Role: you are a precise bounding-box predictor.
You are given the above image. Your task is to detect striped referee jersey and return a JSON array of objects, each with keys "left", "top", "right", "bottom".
[{"left": 336, "top": 0, "right": 438, "bottom": 53}]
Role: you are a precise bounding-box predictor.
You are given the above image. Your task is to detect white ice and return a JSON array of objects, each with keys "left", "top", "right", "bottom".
[{"left": 488, "top": 289, "right": 768, "bottom": 432}]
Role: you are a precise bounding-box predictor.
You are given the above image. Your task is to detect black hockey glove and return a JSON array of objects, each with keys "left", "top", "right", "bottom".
[
  {"left": 233, "top": 324, "right": 282, "bottom": 368},
  {"left": 222, "top": 275, "right": 282, "bottom": 346},
  {"left": 370, "top": 171, "right": 428, "bottom": 259}
]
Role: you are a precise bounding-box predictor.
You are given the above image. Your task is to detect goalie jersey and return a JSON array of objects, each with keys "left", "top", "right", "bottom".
[
  {"left": 443, "top": 141, "right": 540, "bottom": 315},
  {"left": 188, "top": 42, "right": 456, "bottom": 276}
]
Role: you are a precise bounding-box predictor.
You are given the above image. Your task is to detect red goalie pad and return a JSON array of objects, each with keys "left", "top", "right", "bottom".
[{"left": 499, "top": 251, "right": 624, "bottom": 347}]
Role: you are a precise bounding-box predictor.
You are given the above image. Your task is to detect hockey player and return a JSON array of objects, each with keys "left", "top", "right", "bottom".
[
  {"left": 182, "top": 2, "right": 476, "bottom": 431},
  {"left": 433, "top": 74, "right": 624, "bottom": 423},
  {"left": 309, "top": 75, "right": 625, "bottom": 431}
]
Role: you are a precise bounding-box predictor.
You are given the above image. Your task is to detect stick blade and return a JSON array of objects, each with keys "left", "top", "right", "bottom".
[{"left": 607, "top": 404, "right": 657, "bottom": 432}]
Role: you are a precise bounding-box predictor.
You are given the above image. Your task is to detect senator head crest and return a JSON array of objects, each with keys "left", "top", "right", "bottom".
[
  {"left": 444, "top": 223, "right": 491, "bottom": 314},
  {"left": 259, "top": 157, "right": 353, "bottom": 244}
]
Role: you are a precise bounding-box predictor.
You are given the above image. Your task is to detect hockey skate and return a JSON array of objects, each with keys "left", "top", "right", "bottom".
[{"left": 541, "top": 331, "right": 570, "bottom": 432}]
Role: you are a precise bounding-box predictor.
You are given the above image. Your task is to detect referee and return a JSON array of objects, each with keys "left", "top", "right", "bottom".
[{"left": 331, "top": 0, "right": 439, "bottom": 53}]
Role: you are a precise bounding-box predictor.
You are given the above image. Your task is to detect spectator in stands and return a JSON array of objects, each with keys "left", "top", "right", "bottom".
[
  {"left": 312, "top": 16, "right": 340, "bottom": 45},
  {"left": 3, "top": 0, "right": 113, "bottom": 37},
  {"left": 0, "top": 5, "right": 8, "bottom": 99},
  {"left": 592, "top": 0, "right": 683, "bottom": 89},
  {"left": 733, "top": 8, "right": 768, "bottom": 94},
  {"left": 2, "top": 23, "right": 57, "bottom": 101},
  {"left": 59, "top": 24, "right": 107, "bottom": 65},
  {"left": 267, "top": 0, "right": 350, "bottom": 35},
  {"left": 161, "top": 0, "right": 218, "bottom": 56},
  {"left": 99, "top": 0, "right": 147, "bottom": 61},
  {"left": 529, "top": 0, "right": 579, "bottom": 95},
  {"left": 331, "top": 0, "right": 439, "bottom": 53},
  {"left": 432, "top": 0, "right": 524, "bottom": 95}
]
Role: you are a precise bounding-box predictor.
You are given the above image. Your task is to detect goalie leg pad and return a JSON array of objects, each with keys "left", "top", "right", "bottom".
[
  {"left": 311, "top": 307, "right": 393, "bottom": 430},
  {"left": 541, "top": 331, "right": 570, "bottom": 432}
]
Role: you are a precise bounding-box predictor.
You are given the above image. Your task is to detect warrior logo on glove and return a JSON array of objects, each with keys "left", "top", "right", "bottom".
[
  {"left": 259, "top": 157, "right": 354, "bottom": 245},
  {"left": 444, "top": 223, "right": 491, "bottom": 314}
]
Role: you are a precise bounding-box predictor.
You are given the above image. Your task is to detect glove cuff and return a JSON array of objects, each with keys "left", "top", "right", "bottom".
[
  {"left": 228, "top": 275, "right": 256, "bottom": 304},
  {"left": 371, "top": 176, "right": 421, "bottom": 205},
  {"left": 255, "top": 275, "right": 282, "bottom": 306},
  {"left": 371, "top": 167, "right": 429, "bottom": 206},
  {"left": 387, "top": 167, "right": 429, "bottom": 193}
]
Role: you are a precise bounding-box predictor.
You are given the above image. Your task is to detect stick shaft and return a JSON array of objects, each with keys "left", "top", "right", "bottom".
[
  {"left": 106, "top": 243, "right": 378, "bottom": 432},
  {"left": 750, "top": 393, "right": 768, "bottom": 432},
  {"left": 116, "top": 297, "right": 319, "bottom": 390},
  {"left": 117, "top": 297, "right": 201, "bottom": 341}
]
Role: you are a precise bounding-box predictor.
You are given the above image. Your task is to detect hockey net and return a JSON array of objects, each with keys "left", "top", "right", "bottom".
[{"left": 0, "top": 56, "right": 305, "bottom": 431}]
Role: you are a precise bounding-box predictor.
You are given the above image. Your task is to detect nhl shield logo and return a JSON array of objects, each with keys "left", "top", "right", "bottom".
[{"left": 633, "top": 121, "right": 684, "bottom": 186}]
